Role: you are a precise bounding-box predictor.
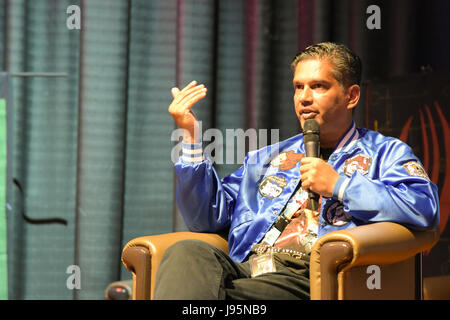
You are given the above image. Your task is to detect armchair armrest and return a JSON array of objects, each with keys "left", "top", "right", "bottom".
[
  {"left": 121, "top": 232, "right": 228, "bottom": 300},
  {"left": 310, "top": 222, "right": 439, "bottom": 299}
]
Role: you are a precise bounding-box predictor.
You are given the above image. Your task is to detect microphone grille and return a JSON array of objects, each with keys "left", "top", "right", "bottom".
[{"left": 303, "top": 119, "right": 320, "bottom": 136}]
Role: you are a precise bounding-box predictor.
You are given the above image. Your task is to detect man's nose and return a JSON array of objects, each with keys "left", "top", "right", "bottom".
[{"left": 299, "top": 87, "right": 313, "bottom": 105}]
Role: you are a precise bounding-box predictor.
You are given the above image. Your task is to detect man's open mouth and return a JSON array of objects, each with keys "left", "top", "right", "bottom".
[{"left": 300, "top": 108, "right": 317, "bottom": 119}]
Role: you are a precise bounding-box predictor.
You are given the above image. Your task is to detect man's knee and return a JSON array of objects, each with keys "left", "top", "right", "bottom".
[
  {"left": 155, "top": 239, "right": 225, "bottom": 299},
  {"left": 162, "top": 239, "right": 217, "bottom": 262}
]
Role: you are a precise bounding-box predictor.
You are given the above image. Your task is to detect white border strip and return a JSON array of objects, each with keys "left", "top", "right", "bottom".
[
  {"left": 334, "top": 122, "right": 356, "bottom": 153},
  {"left": 338, "top": 177, "right": 351, "bottom": 202}
]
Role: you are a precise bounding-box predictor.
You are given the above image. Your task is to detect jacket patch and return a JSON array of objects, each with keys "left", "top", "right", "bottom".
[
  {"left": 343, "top": 154, "right": 372, "bottom": 177},
  {"left": 403, "top": 161, "right": 430, "bottom": 180},
  {"left": 270, "top": 150, "right": 304, "bottom": 171},
  {"left": 259, "top": 175, "right": 287, "bottom": 199},
  {"left": 325, "top": 201, "right": 352, "bottom": 226}
]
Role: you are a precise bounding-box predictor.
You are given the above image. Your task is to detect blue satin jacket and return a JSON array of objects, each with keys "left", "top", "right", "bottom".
[{"left": 174, "top": 122, "right": 440, "bottom": 262}]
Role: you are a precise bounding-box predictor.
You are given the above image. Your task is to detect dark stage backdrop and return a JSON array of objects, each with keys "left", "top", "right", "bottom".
[
  {"left": 0, "top": 0, "right": 449, "bottom": 299},
  {"left": 365, "top": 73, "right": 450, "bottom": 277}
]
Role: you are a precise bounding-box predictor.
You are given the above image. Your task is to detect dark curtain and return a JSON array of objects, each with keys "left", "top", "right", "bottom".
[{"left": 0, "top": 0, "right": 448, "bottom": 299}]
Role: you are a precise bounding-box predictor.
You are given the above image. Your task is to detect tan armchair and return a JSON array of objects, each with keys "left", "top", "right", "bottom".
[{"left": 121, "top": 222, "right": 439, "bottom": 300}]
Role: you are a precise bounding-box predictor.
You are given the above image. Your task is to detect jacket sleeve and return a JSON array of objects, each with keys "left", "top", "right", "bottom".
[
  {"left": 174, "top": 141, "right": 246, "bottom": 233},
  {"left": 332, "top": 140, "right": 440, "bottom": 230}
]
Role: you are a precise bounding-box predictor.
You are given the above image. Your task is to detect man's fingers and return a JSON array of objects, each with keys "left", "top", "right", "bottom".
[
  {"left": 170, "top": 80, "right": 198, "bottom": 100},
  {"left": 171, "top": 87, "right": 180, "bottom": 98},
  {"left": 299, "top": 157, "right": 316, "bottom": 164},
  {"left": 299, "top": 162, "right": 313, "bottom": 174},
  {"left": 175, "top": 85, "right": 207, "bottom": 107},
  {"left": 168, "top": 88, "right": 207, "bottom": 117},
  {"left": 180, "top": 80, "right": 197, "bottom": 93},
  {"left": 168, "top": 81, "right": 207, "bottom": 126},
  {"left": 174, "top": 84, "right": 206, "bottom": 104},
  {"left": 184, "top": 89, "right": 207, "bottom": 108},
  {"left": 172, "top": 91, "right": 207, "bottom": 115},
  {"left": 301, "top": 179, "right": 311, "bottom": 192}
]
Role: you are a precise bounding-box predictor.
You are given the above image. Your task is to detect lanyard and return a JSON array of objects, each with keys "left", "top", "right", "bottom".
[
  {"left": 259, "top": 146, "right": 332, "bottom": 246},
  {"left": 260, "top": 183, "right": 310, "bottom": 246}
]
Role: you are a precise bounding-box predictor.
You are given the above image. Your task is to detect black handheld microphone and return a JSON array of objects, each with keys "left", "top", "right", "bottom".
[{"left": 303, "top": 119, "right": 320, "bottom": 211}]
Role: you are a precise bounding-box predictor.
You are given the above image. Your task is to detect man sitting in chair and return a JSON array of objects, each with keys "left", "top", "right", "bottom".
[{"left": 155, "top": 42, "right": 439, "bottom": 300}]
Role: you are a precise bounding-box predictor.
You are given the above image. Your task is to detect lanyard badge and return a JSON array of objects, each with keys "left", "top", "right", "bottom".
[{"left": 250, "top": 251, "right": 277, "bottom": 278}]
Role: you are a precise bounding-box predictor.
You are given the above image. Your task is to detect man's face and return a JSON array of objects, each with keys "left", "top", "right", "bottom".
[{"left": 293, "top": 58, "right": 357, "bottom": 147}]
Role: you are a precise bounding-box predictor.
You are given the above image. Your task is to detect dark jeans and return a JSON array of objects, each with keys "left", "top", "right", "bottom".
[{"left": 153, "top": 239, "right": 310, "bottom": 300}]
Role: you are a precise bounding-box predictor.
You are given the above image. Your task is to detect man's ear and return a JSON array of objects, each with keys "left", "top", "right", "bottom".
[{"left": 347, "top": 84, "right": 360, "bottom": 111}]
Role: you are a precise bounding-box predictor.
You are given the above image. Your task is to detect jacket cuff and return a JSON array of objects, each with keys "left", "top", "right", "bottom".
[
  {"left": 181, "top": 141, "right": 204, "bottom": 163},
  {"left": 332, "top": 175, "right": 350, "bottom": 202}
]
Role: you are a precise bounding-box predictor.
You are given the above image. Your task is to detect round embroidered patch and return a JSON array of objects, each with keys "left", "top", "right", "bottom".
[
  {"left": 343, "top": 154, "right": 372, "bottom": 177},
  {"left": 325, "top": 201, "right": 352, "bottom": 226},
  {"left": 258, "top": 175, "right": 288, "bottom": 199},
  {"left": 402, "top": 161, "right": 430, "bottom": 180},
  {"left": 269, "top": 150, "right": 303, "bottom": 171}
]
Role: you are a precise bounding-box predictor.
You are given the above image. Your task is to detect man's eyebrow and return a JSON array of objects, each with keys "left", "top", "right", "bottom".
[{"left": 293, "top": 78, "right": 330, "bottom": 85}]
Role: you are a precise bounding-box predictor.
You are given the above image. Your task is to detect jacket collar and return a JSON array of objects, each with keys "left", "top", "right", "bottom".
[{"left": 333, "top": 121, "right": 359, "bottom": 154}]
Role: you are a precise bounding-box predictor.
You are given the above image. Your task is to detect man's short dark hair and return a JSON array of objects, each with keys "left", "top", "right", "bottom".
[{"left": 291, "top": 42, "right": 362, "bottom": 88}]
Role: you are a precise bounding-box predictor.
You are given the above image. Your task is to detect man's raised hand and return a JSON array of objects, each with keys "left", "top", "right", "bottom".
[{"left": 168, "top": 80, "right": 207, "bottom": 143}]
